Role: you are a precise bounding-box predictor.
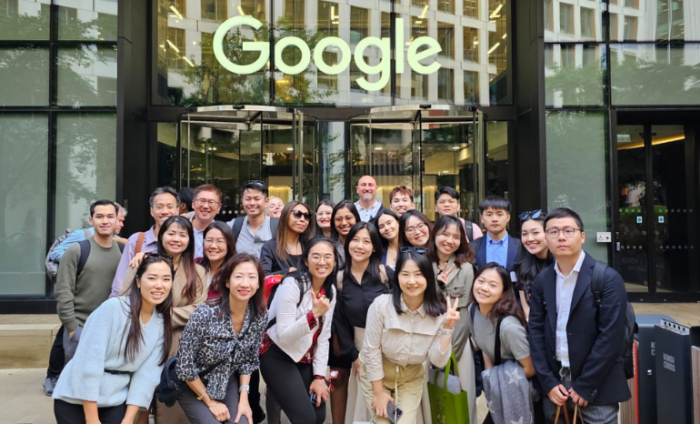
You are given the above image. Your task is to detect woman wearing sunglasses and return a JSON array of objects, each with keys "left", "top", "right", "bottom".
[
  {"left": 119, "top": 216, "right": 206, "bottom": 424},
  {"left": 427, "top": 215, "right": 477, "bottom": 424},
  {"left": 199, "top": 221, "right": 237, "bottom": 299},
  {"left": 399, "top": 210, "right": 433, "bottom": 248},
  {"left": 54, "top": 254, "right": 174, "bottom": 424},
  {"left": 260, "top": 201, "right": 315, "bottom": 277},
  {"left": 360, "top": 247, "right": 459, "bottom": 424},
  {"left": 513, "top": 210, "right": 552, "bottom": 319}
]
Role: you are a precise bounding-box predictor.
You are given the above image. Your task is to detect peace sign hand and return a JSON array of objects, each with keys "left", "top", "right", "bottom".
[
  {"left": 437, "top": 263, "right": 456, "bottom": 286},
  {"left": 311, "top": 290, "right": 330, "bottom": 319},
  {"left": 442, "top": 297, "right": 461, "bottom": 330}
]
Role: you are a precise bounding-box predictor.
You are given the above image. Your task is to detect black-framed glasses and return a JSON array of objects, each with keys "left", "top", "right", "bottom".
[
  {"left": 545, "top": 228, "right": 581, "bottom": 239},
  {"left": 194, "top": 198, "right": 222, "bottom": 207},
  {"left": 291, "top": 210, "right": 311, "bottom": 221},
  {"left": 519, "top": 209, "right": 543, "bottom": 221},
  {"left": 400, "top": 247, "right": 426, "bottom": 254}
]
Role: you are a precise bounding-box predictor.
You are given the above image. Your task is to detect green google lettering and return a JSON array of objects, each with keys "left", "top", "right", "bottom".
[{"left": 213, "top": 16, "right": 442, "bottom": 92}]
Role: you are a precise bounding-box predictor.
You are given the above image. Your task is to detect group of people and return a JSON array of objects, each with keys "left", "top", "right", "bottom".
[{"left": 45, "top": 176, "right": 631, "bottom": 424}]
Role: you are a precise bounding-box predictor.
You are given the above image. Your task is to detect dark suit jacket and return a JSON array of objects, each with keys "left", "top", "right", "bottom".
[
  {"left": 528, "top": 252, "right": 631, "bottom": 404},
  {"left": 470, "top": 233, "right": 520, "bottom": 272}
]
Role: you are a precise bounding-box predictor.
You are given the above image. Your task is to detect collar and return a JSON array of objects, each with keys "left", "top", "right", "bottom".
[
  {"left": 486, "top": 232, "right": 508, "bottom": 246},
  {"left": 554, "top": 250, "right": 586, "bottom": 279},
  {"left": 146, "top": 226, "right": 158, "bottom": 245},
  {"left": 355, "top": 199, "right": 381, "bottom": 212},
  {"left": 399, "top": 295, "right": 426, "bottom": 317}
]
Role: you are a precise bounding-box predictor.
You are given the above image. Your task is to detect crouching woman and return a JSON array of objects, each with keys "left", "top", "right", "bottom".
[
  {"left": 175, "top": 253, "right": 268, "bottom": 424},
  {"left": 53, "top": 254, "right": 174, "bottom": 424}
]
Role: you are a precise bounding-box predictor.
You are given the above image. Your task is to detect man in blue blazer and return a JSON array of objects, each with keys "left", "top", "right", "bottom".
[
  {"left": 469, "top": 195, "right": 520, "bottom": 272},
  {"left": 529, "top": 208, "right": 630, "bottom": 424}
]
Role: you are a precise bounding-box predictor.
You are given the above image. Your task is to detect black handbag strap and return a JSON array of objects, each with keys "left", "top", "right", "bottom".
[{"left": 494, "top": 316, "right": 504, "bottom": 366}]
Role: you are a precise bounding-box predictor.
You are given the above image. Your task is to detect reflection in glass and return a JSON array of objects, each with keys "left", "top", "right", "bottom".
[
  {"left": 611, "top": 43, "right": 700, "bottom": 106},
  {"left": 0, "top": 47, "right": 49, "bottom": 106},
  {"left": 609, "top": 0, "right": 694, "bottom": 41},
  {"left": 55, "top": 114, "right": 117, "bottom": 239},
  {"left": 463, "top": 27, "right": 479, "bottom": 62},
  {"left": 411, "top": 72, "right": 428, "bottom": 101},
  {"left": 464, "top": 71, "right": 479, "bottom": 104},
  {"left": 202, "top": 0, "right": 227, "bottom": 21},
  {"left": 559, "top": 3, "right": 574, "bottom": 35},
  {"left": 350, "top": 6, "right": 370, "bottom": 44},
  {"left": 545, "top": 0, "right": 603, "bottom": 42},
  {"left": 57, "top": 45, "right": 118, "bottom": 107},
  {"left": 438, "top": 68, "right": 454, "bottom": 102},
  {"left": 156, "top": 123, "right": 180, "bottom": 189},
  {"left": 463, "top": 0, "right": 479, "bottom": 18},
  {"left": 319, "top": 122, "right": 346, "bottom": 203},
  {"left": 283, "top": 0, "right": 304, "bottom": 29},
  {"left": 438, "top": 22, "right": 455, "bottom": 59},
  {"left": 318, "top": 1, "right": 339, "bottom": 37},
  {"left": 545, "top": 44, "right": 605, "bottom": 108},
  {"left": 57, "top": 2, "right": 118, "bottom": 41},
  {"left": 0, "top": 1, "right": 49, "bottom": 40},
  {"left": 485, "top": 121, "right": 508, "bottom": 198},
  {"left": 0, "top": 114, "right": 48, "bottom": 296},
  {"left": 488, "top": 0, "right": 510, "bottom": 104},
  {"left": 546, "top": 110, "right": 609, "bottom": 262}
]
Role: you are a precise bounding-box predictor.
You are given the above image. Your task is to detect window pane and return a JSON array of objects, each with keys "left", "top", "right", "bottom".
[
  {"left": 0, "top": 0, "right": 50, "bottom": 40},
  {"left": 57, "top": 45, "right": 118, "bottom": 107},
  {"left": 545, "top": 44, "right": 606, "bottom": 108},
  {"left": 155, "top": 122, "right": 180, "bottom": 189},
  {"left": 0, "top": 47, "right": 49, "bottom": 106},
  {"left": 318, "top": 1, "right": 339, "bottom": 37},
  {"left": 319, "top": 121, "right": 346, "bottom": 203},
  {"left": 611, "top": 43, "right": 700, "bottom": 106},
  {"left": 438, "top": 23, "right": 455, "bottom": 59},
  {"left": 610, "top": 0, "right": 694, "bottom": 41},
  {"left": 55, "top": 114, "right": 116, "bottom": 239},
  {"left": 350, "top": 6, "right": 370, "bottom": 44},
  {"left": 488, "top": 0, "right": 511, "bottom": 105},
  {"left": 546, "top": 111, "right": 610, "bottom": 262},
  {"left": 486, "top": 121, "right": 508, "bottom": 197},
  {"left": 545, "top": 1, "right": 603, "bottom": 42},
  {"left": 201, "top": 0, "right": 227, "bottom": 21},
  {"left": 57, "top": 0, "right": 118, "bottom": 41},
  {"left": 463, "top": 27, "right": 479, "bottom": 63},
  {"left": 463, "top": 0, "right": 479, "bottom": 18},
  {"left": 0, "top": 114, "right": 48, "bottom": 296},
  {"left": 438, "top": 68, "right": 454, "bottom": 102},
  {"left": 463, "top": 71, "right": 479, "bottom": 104}
]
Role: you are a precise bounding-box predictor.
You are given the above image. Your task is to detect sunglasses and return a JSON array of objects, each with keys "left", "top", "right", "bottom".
[
  {"left": 291, "top": 210, "right": 311, "bottom": 221},
  {"left": 519, "top": 209, "right": 543, "bottom": 221},
  {"left": 400, "top": 247, "right": 426, "bottom": 254}
]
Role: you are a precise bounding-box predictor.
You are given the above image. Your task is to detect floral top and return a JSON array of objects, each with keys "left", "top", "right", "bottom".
[{"left": 176, "top": 302, "right": 267, "bottom": 400}]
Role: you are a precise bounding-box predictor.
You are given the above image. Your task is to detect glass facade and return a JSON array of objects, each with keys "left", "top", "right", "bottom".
[{"left": 0, "top": 0, "right": 118, "bottom": 297}]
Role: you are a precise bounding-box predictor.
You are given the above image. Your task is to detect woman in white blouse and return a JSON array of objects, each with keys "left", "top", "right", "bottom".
[{"left": 361, "top": 247, "right": 460, "bottom": 424}]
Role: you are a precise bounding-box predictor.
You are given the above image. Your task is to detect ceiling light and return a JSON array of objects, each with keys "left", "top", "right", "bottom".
[
  {"left": 420, "top": 5, "right": 429, "bottom": 19},
  {"left": 375, "top": 147, "right": 383, "bottom": 150},
  {"left": 502, "top": 33, "right": 507, "bottom": 39},
  {"left": 169, "top": 5, "right": 183, "bottom": 19},
  {"left": 237, "top": 6, "right": 245, "bottom": 16},
  {"left": 451, "top": 146, "right": 460, "bottom": 150},
  {"left": 490, "top": 4, "right": 503, "bottom": 19},
  {"left": 166, "top": 39, "right": 180, "bottom": 53},
  {"left": 286, "top": 147, "right": 293, "bottom": 151},
  {"left": 487, "top": 42, "right": 500, "bottom": 54},
  {"left": 183, "top": 56, "right": 195, "bottom": 67}
]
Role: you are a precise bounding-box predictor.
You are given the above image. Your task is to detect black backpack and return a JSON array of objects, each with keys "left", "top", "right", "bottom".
[
  {"left": 229, "top": 217, "right": 279, "bottom": 241},
  {"left": 591, "top": 261, "right": 637, "bottom": 380},
  {"left": 73, "top": 239, "right": 125, "bottom": 277}
]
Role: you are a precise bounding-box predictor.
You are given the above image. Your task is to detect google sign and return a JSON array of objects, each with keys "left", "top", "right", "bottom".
[{"left": 213, "top": 16, "right": 442, "bottom": 92}]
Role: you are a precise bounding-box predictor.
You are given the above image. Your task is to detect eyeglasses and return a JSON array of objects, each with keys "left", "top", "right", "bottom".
[
  {"left": 519, "top": 209, "right": 543, "bottom": 221},
  {"left": 405, "top": 222, "right": 427, "bottom": 234},
  {"left": 204, "top": 238, "right": 227, "bottom": 246},
  {"left": 545, "top": 227, "right": 581, "bottom": 239},
  {"left": 309, "top": 254, "right": 334, "bottom": 264},
  {"left": 195, "top": 198, "right": 222, "bottom": 207},
  {"left": 291, "top": 210, "right": 311, "bottom": 221},
  {"left": 400, "top": 247, "right": 426, "bottom": 254}
]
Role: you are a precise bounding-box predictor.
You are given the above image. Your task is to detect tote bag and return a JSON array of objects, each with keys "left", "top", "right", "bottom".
[{"left": 428, "top": 351, "right": 470, "bottom": 424}]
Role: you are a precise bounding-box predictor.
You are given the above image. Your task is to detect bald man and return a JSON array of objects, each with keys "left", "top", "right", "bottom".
[{"left": 354, "top": 175, "right": 383, "bottom": 222}]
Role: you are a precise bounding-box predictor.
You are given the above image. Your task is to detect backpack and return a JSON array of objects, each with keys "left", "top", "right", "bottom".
[
  {"left": 74, "top": 239, "right": 125, "bottom": 277},
  {"left": 591, "top": 261, "right": 637, "bottom": 380},
  {"left": 45, "top": 228, "right": 92, "bottom": 283},
  {"left": 265, "top": 273, "right": 308, "bottom": 330},
  {"left": 230, "top": 217, "right": 279, "bottom": 241},
  {"left": 463, "top": 219, "right": 474, "bottom": 242}
]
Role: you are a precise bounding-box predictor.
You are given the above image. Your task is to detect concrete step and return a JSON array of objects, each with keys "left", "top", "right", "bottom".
[{"left": 0, "top": 315, "right": 60, "bottom": 369}]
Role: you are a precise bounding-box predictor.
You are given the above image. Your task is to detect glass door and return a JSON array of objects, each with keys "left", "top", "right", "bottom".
[{"left": 614, "top": 123, "right": 699, "bottom": 300}]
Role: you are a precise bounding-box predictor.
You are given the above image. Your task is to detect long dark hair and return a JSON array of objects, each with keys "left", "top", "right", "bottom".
[
  {"left": 344, "top": 222, "right": 383, "bottom": 283},
  {"left": 210, "top": 253, "right": 266, "bottom": 319},
  {"left": 315, "top": 200, "right": 335, "bottom": 237},
  {"left": 290, "top": 237, "right": 337, "bottom": 303},
  {"left": 372, "top": 208, "right": 400, "bottom": 252},
  {"left": 122, "top": 255, "right": 174, "bottom": 365},
  {"left": 467, "top": 262, "right": 527, "bottom": 327},
  {"left": 398, "top": 210, "right": 433, "bottom": 247},
  {"left": 330, "top": 200, "right": 361, "bottom": 242},
  {"left": 514, "top": 214, "right": 553, "bottom": 295},
  {"left": 391, "top": 250, "right": 445, "bottom": 317},
  {"left": 427, "top": 215, "right": 474, "bottom": 265},
  {"left": 199, "top": 221, "right": 237, "bottom": 272},
  {"left": 158, "top": 216, "right": 202, "bottom": 301},
  {"left": 275, "top": 201, "right": 314, "bottom": 265}
]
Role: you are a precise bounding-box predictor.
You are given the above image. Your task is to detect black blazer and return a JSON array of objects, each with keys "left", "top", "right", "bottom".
[
  {"left": 260, "top": 240, "right": 302, "bottom": 277},
  {"left": 528, "top": 253, "right": 631, "bottom": 404},
  {"left": 470, "top": 233, "right": 520, "bottom": 272}
]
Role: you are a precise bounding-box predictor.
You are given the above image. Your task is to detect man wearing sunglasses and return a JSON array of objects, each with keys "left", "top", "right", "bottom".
[
  {"left": 227, "top": 180, "right": 279, "bottom": 258},
  {"left": 189, "top": 184, "right": 223, "bottom": 259},
  {"left": 469, "top": 195, "right": 520, "bottom": 273}
]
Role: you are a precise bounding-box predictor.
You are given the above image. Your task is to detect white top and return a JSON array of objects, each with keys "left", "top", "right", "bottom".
[
  {"left": 554, "top": 250, "right": 586, "bottom": 367},
  {"left": 354, "top": 199, "right": 383, "bottom": 222},
  {"left": 267, "top": 276, "right": 337, "bottom": 377}
]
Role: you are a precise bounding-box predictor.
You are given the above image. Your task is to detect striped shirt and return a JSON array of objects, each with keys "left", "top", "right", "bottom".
[{"left": 362, "top": 294, "right": 450, "bottom": 382}]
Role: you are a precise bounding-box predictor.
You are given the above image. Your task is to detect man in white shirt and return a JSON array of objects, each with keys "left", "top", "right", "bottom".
[{"left": 354, "top": 175, "right": 383, "bottom": 222}]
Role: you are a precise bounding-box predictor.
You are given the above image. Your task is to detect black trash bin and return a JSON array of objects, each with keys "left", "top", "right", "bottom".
[{"left": 655, "top": 320, "right": 697, "bottom": 424}]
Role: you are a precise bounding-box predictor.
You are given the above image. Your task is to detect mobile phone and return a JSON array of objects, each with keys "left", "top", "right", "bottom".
[
  {"left": 386, "top": 402, "right": 403, "bottom": 424},
  {"left": 309, "top": 379, "right": 331, "bottom": 406}
]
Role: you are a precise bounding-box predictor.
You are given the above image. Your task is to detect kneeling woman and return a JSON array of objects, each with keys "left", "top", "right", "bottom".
[
  {"left": 53, "top": 255, "right": 174, "bottom": 424},
  {"left": 260, "top": 237, "right": 337, "bottom": 424},
  {"left": 176, "top": 253, "right": 268, "bottom": 424},
  {"left": 361, "top": 248, "right": 460, "bottom": 424}
]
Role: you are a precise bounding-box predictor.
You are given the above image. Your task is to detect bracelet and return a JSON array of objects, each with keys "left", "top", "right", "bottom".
[
  {"left": 196, "top": 390, "right": 208, "bottom": 401},
  {"left": 438, "top": 327, "right": 454, "bottom": 336},
  {"left": 238, "top": 384, "right": 250, "bottom": 393},
  {"left": 313, "top": 375, "right": 326, "bottom": 380}
]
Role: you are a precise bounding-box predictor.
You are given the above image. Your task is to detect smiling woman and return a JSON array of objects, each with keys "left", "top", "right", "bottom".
[{"left": 260, "top": 201, "right": 315, "bottom": 277}]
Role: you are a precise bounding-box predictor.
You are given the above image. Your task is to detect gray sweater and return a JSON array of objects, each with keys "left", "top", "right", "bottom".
[
  {"left": 52, "top": 297, "right": 166, "bottom": 409},
  {"left": 54, "top": 237, "right": 122, "bottom": 332}
]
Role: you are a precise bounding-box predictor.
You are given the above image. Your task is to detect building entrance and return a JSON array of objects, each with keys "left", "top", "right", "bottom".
[{"left": 614, "top": 116, "right": 700, "bottom": 301}]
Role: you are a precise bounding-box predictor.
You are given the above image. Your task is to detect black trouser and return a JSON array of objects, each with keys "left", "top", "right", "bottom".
[
  {"left": 54, "top": 399, "right": 126, "bottom": 424},
  {"left": 178, "top": 373, "right": 248, "bottom": 424},
  {"left": 260, "top": 344, "right": 325, "bottom": 424},
  {"left": 47, "top": 325, "right": 65, "bottom": 378}
]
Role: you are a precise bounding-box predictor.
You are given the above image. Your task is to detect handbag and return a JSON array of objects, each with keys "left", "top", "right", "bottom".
[
  {"left": 550, "top": 404, "right": 586, "bottom": 424},
  {"left": 427, "top": 350, "right": 470, "bottom": 424},
  {"left": 155, "top": 356, "right": 227, "bottom": 407}
]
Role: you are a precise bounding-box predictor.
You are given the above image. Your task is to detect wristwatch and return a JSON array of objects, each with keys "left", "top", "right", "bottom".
[{"left": 239, "top": 384, "right": 251, "bottom": 393}]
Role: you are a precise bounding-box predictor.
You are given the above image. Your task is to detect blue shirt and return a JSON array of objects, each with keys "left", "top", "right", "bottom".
[
  {"left": 50, "top": 228, "right": 95, "bottom": 261},
  {"left": 485, "top": 233, "right": 509, "bottom": 267}
]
